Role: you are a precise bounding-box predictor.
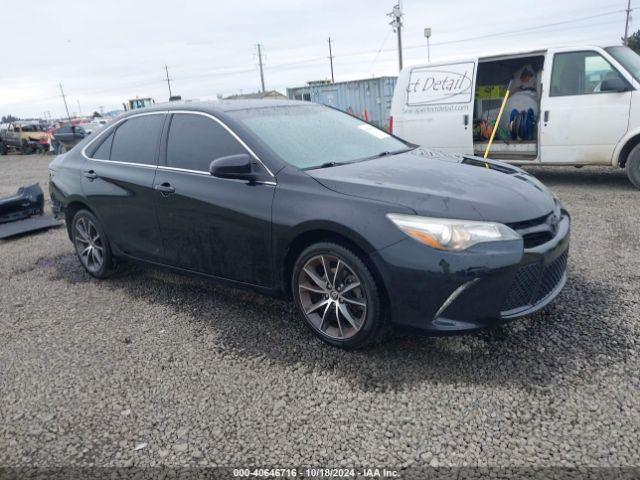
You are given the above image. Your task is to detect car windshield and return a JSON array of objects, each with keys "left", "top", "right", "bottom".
[
  {"left": 605, "top": 46, "right": 640, "bottom": 82},
  {"left": 229, "top": 104, "right": 412, "bottom": 169}
]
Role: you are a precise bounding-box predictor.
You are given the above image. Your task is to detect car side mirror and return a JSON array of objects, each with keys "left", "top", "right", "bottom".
[
  {"left": 209, "top": 154, "right": 256, "bottom": 182},
  {"left": 600, "top": 77, "right": 631, "bottom": 93}
]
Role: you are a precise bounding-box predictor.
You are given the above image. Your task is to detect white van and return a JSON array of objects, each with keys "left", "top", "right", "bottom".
[{"left": 389, "top": 45, "right": 640, "bottom": 188}]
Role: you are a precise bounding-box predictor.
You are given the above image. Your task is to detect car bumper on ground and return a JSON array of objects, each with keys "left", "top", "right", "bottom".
[{"left": 371, "top": 214, "right": 570, "bottom": 333}]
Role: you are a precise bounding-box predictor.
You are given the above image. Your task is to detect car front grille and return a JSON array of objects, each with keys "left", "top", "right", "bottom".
[
  {"left": 501, "top": 250, "right": 568, "bottom": 313},
  {"left": 522, "top": 231, "right": 554, "bottom": 249},
  {"left": 506, "top": 212, "right": 561, "bottom": 249}
]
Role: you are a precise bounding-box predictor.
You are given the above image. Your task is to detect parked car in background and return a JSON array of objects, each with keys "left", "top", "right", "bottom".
[
  {"left": 49, "top": 100, "right": 569, "bottom": 349},
  {"left": 0, "top": 123, "right": 9, "bottom": 154},
  {"left": 1, "top": 121, "right": 50, "bottom": 154},
  {"left": 53, "top": 125, "right": 87, "bottom": 153},
  {"left": 390, "top": 44, "right": 640, "bottom": 188}
]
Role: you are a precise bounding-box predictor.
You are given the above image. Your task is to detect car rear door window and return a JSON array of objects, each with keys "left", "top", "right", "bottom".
[
  {"left": 91, "top": 132, "right": 114, "bottom": 160},
  {"left": 166, "top": 113, "right": 246, "bottom": 172},
  {"left": 110, "top": 114, "right": 164, "bottom": 165}
]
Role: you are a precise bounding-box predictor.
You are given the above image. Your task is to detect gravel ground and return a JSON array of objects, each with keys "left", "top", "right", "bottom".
[{"left": 0, "top": 154, "right": 639, "bottom": 472}]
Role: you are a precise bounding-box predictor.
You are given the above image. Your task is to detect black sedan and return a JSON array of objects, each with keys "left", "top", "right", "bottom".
[{"left": 49, "top": 100, "right": 570, "bottom": 349}]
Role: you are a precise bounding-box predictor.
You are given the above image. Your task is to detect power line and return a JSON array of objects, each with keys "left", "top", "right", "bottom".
[
  {"left": 409, "top": 9, "right": 629, "bottom": 50},
  {"left": 370, "top": 29, "right": 392, "bottom": 70},
  {"left": 6, "top": 7, "right": 633, "bottom": 115},
  {"left": 324, "top": 8, "right": 631, "bottom": 63}
]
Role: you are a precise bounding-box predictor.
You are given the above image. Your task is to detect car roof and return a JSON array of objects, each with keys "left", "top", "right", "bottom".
[{"left": 120, "top": 99, "right": 309, "bottom": 118}]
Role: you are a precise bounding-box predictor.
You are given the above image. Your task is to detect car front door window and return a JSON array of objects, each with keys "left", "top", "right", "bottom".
[{"left": 166, "top": 113, "right": 247, "bottom": 171}]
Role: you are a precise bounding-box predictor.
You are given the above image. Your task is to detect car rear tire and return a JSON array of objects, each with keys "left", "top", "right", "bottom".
[
  {"left": 0, "top": 143, "right": 7, "bottom": 155},
  {"left": 71, "top": 210, "right": 115, "bottom": 279},
  {"left": 291, "top": 242, "right": 387, "bottom": 349},
  {"left": 627, "top": 144, "right": 640, "bottom": 189}
]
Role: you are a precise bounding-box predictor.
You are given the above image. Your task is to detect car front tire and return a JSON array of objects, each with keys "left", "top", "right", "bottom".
[
  {"left": 627, "top": 144, "right": 640, "bottom": 189},
  {"left": 71, "top": 210, "right": 115, "bottom": 279},
  {"left": 292, "top": 242, "right": 387, "bottom": 349}
]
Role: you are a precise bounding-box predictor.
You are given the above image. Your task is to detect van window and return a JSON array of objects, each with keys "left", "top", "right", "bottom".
[
  {"left": 550, "top": 51, "right": 625, "bottom": 96},
  {"left": 166, "top": 113, "right": 246, "bottom": 172},
  {"left": 110, "top": 114, "right": 163, "bottom": 165}
]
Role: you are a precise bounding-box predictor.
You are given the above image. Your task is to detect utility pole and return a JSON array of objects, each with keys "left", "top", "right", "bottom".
[
  {"left": 624, "top": 0, "right": 632, "bottom": 45},
  {"left": 328, "top": 37, "right": 335, "bottom": 83},
  {"left": 164, "top": 64, "right": 173, "bottom": 99},
  {"left": 59, "top": 83, "right": 71, "bottom": 121},
  {"left": 388, "top": 2, "right": 404, "bottom": 71},
  {"left": 256, "top": 44, "right": 266, "bottom": 93}
]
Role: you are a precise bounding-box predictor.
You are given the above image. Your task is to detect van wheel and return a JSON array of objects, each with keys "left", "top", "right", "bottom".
[
  {"left": 291, "top": 242, "right": 387, "bottom": 349},
  {"left": 626, "top": 144, "right": 640, "bottom": 189}
]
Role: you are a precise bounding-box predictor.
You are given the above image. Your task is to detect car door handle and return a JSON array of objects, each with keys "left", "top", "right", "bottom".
[
  {"left": 83, "top": 170, "right": 98, "bottom": 180},
  {"left": 543, "top": 110, "right": 549, "bottom": 123},
  {"left": 154, "top": 183, "right": 175, "bottom": 195}
]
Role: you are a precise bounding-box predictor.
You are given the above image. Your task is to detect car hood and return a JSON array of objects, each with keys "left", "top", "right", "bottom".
[{"left": 306, "top": 149, "right": 557, "bottom": 223}]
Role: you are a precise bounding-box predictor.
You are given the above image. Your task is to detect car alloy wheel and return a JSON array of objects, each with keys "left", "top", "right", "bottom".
[
  {"left": 73, "top": 216, "right": 105, "bottom": 273},
  {"left": 297, "top": 254, "right": 367, "bottom": 340}
]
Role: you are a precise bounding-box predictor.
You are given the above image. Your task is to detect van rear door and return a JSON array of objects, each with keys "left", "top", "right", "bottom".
[
  {"left": 390, "top": 59, "right": 477, "bottom": 154},
  {"left": 540, "top": 47, "right": 632, "bottom": 164}
]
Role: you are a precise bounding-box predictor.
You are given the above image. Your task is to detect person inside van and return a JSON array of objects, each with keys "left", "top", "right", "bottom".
[{"left": 511, "top": 64, "right": 538, "bottom": 93}]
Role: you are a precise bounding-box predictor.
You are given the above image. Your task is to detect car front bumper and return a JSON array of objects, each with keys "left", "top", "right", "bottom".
[{"left": 371, "top": 214, "right": 570, "bottom": 333}]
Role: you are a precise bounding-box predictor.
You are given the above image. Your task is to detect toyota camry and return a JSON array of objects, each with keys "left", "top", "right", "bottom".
[{"left": 49, "top": 100, "right": 570, "bottom": 349}]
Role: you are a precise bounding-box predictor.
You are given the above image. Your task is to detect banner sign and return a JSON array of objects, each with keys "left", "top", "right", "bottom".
[{"left": 406, "top": 62, "right": 475, "bottom": 106}]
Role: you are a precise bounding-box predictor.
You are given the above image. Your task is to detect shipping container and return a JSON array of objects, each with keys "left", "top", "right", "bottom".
[{"left": 287, "top": 77, "right": 397, "bottom": 130}]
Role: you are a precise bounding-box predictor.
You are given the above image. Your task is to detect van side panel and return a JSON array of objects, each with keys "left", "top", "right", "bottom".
[{"left": 391, "top": 59, "right": 478, "bottom": 153}]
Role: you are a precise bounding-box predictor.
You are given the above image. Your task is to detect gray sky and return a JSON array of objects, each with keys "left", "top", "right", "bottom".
[{"left": 1, "top": 0, "right": 633, "bottom": 119}]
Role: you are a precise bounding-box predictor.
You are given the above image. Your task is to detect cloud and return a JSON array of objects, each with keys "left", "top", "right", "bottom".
[{"left": 0, "top": 0, "right": 628, "bottom": 118}]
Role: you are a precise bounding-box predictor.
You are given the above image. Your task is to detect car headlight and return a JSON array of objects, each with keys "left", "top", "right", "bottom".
[{"left": 387, "top": 213, "right": 521, "bottom": 251}]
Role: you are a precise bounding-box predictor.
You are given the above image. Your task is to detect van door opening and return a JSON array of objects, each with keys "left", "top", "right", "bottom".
[{"left": 473, "top": 54, "right": 545, "bottom": 161}]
